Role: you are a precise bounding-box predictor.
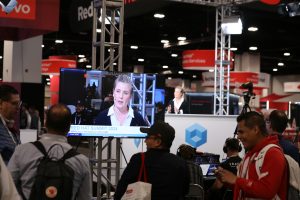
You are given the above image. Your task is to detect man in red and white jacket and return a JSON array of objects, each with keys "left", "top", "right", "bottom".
[{"left": 216, "top": 111, "right": 288, "bottom": 200}]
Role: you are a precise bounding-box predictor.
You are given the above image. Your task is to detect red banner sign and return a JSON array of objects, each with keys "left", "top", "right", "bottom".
[
  {"left": 182, "top": 50, "right": 234, "bottom": 70},
  {"left": 0, "top": 0, "right": 36, "bottom": 20},
  {"left": 230, "top": 72, "right": 259, "bottom": 84},
  {"left": 202, "top": 71, "right": 270, "bottom": 89},
  {"left": 41, "top": 59, "right": 76, "bottom": 75}
]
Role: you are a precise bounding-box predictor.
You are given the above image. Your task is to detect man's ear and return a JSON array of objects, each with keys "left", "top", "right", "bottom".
[
  {"left": 154, "top": 138, "right": 162, "bottom": 148},
  {"left": 253, "top": 125, "right": 260, "bottom": 136}
]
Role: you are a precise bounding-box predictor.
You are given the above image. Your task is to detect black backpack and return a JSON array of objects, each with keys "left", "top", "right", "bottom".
[{"left": 28, "top": 141, "right": 79, "bottom": 200}]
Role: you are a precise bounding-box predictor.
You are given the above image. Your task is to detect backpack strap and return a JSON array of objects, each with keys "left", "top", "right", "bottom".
[
  {"left": 31, "top": 141, "right": 47, "bottom": 156},
  {"left": 61, "top": 148, "right": 79, "bottom": 161},
  {"left": 254, "top": 144, "right": 280, "bottom": 180}
]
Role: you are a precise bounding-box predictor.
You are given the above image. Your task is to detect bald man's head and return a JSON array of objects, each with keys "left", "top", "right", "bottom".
[{"left": 46, "top": 104, "right": 71, "bottom": 135}]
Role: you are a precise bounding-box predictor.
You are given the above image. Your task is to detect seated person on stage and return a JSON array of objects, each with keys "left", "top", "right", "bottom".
[
  {"left": 177, "top": 144, "right": 203, "bottom": 187},
  {"left": 209, "top": 138, "right": 242, "bottom": 200},
  {"left": 166, "top": 86, "right": 189, "bottom": 114},
  {"left": 114, "top": 121, "right": 189, "bottom": 200},
  {"left": 94, "top": 74, "right": 147, "bottom": 126}
]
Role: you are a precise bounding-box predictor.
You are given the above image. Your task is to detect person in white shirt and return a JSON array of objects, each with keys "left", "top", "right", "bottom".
[{"left": 167, "top": 86, "right": 189, "bottom": 114}]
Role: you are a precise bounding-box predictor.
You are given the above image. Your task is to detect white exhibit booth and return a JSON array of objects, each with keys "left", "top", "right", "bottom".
[{"left": 121, "top": 114, "right": 239, "bottom": 167}]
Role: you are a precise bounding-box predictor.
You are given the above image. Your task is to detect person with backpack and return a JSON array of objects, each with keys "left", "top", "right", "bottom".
[
  {"left": 268, "top": 110, "right": 300, "bottom": 165},
  {"left": 8, "top": 104, "right": 91, "bottom": 200},
  {"left": 215, "top": 111, "right": 288, "bottom": 200}
]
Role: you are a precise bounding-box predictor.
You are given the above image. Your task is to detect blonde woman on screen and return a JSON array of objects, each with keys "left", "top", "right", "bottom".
[{"left": 94, "top": 74, "right": 147, "bottom": 126}]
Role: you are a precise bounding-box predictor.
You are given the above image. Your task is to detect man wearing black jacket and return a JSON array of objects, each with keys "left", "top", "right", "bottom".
[{"left": 114, "top": 121, "right": 190, "bottom": 200}]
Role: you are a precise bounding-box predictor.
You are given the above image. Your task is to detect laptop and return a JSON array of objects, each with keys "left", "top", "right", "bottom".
[
  {"left": 200, "top": 163, "right": 219, "bottom": 176},
  {"left": 195, "top": 153, "right": 220, "bottom": 176}
]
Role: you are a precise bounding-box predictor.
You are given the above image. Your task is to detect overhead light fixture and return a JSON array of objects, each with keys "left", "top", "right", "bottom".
[
  {"left": 130, "top": 45, "right": 138, "bottom": 49},
  {"left": 49, "top": 75, "right": 53, "bottom": 78},
  {"left": 161, "top": 40, "right": 169, "bottom": 44},
  {"left": 284, "top": 52, "right": 290, "bottom": 56},
  {"left": 248, "top": 26, "right": 258, "bottom": 32},
  {"left": 209, "top": 69, "right": 214, "bottom": 72},
  {"left": 232, "top": 58, "right": 235, "bottom": 61},
  {"left": 162, "top": 70, "right": 172, "bottom": 74},
  {"left": 178, "top": 71, "right": 183, "bottom": 74},
  {"left": 177, "top": 36, "right": 186, "bottom": 41},
  {"left": 78, "top": 55, "right": 85, "bottom": 58},
  {"left": 278, "top": 62, "right": 284, "bottom": 66},
  {"left": 113, "top": 63, "right": 117, "bottom": 65},
  {"left": 46, "top": 78, "right": 50, "bottom": 81},
  {"left": 163, "top": 43, "right": 171, "bottom": 48},
  {"left": 171, "top": 54, "right": 178, "bottom": 57},
  {"left": 168, "top": 77, "right": 172, "bottom": 80},
  {"left": 192, "top": 75, "right": 197, "bottom": 78},
  {"left": 78, "top": 58, "right": 87, "bottom": 63},
  {"left": 138, "top": 58, "right": 144, "bottom": 62},
  {"left": 230, "top": 47, "right": 238, "bottom": 51},
  {"left": 96, "top": 29, "right": 101, "bottom": 33},
  {"left": 178, "top": 40, "right": 189, "bottom": 46},
  {"left": 249, "top": 46, "right": 258, "bottom": 51},
  {"left": 0, "top": 56, "right": 2, "bottom": 59},
  {"left": 273, "top": 68, "right": 278, "bottom": 72},
  {"left": 47, "top": 82, "right": 51, "bottom": 86},
  {"left": 154, "top": 13, "right": 165, "bottom": 19},
  {"left": 162, "top": 65, "right": 168, "bottom": 69},
  {"left": 55, "top": 40, "right": 63, "bottom": 44},
  {"left": 221, "top": 16, "right": 243, "bottom": 35},
  {"left": 86, "top": 65, "right": 92, "bottom": 69},
  {"left": 41, "top": 45, "right": 45, "bottom": 48}
]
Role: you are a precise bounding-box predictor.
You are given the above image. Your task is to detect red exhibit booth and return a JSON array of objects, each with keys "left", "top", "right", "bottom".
[{"left": 41, "top": 56, "right": 77, "bottom": 105}]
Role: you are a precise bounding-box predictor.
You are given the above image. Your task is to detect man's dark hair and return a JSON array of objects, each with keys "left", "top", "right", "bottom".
[
  {"left": 177, "top": 144, "right": 196, "bottom": 160},
  {"left": 0, "top": 84, "right": 19, "bottom": 101},
  {"left": 46, "top": 104, "right": 71, "bottom": 134},
  {"left": 269, "top": 110, "right": 288, "bottom": 134},
  {"left": 237, "top": 111, "right": 268, "bottom": 136}
]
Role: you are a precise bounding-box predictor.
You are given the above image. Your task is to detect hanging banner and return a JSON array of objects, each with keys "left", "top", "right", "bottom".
[
  {"left": 284, "top": 82, "right": 300, "bottom": 93},
  {"left": 41, "top": 59, "right": 76, "bottom": 75},
  {"left": 0, "top": 0, "right": 36, "bottom": 20},
  {"left": 182, "top": 50, "right": 234, "bottom": 70},
  {"left": 201, "top": 71, "right": 270, "bottom": 88},
  {"left": 0, "top": 0, "right": 60, "bottom": 40}
]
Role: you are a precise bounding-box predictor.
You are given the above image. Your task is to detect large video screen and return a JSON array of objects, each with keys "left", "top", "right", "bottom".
[{"left": 59, "top": 68, "right": 165, "bottom": 137}]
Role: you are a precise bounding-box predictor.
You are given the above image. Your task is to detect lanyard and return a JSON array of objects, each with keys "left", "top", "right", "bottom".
[{"left": 0, "top": 115, "right": 18, "bottom": 145}]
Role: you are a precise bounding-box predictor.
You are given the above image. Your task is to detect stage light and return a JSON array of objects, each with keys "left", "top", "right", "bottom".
[
  {"left": 171, "top": 54, "right": 178, "bottom": 57},
  {"left": 284, "top": 52, "right": 290, "bottom": 56},
  {"left": 138, "top": 58, "right": 144, "bottom": 62},
  {"left": 162, "top": 65, "right": 168, "bottom": 69},
  {"left": 249, "top": 46, "right": 258, "bottom": 51},
  {"left": 221, "top": 16, "right": 243, "bottom": 35},
  {"left": 273, "top": 68, "right": 278, "bottom": 71},
  {"left": 230, "top": 47, "right": 238, "bottom": 51}
]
